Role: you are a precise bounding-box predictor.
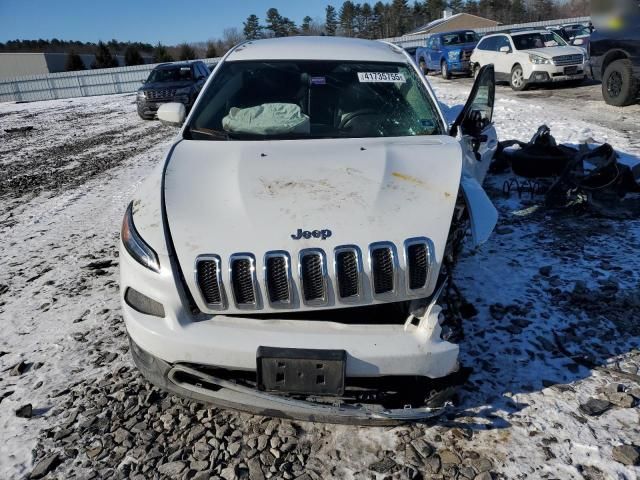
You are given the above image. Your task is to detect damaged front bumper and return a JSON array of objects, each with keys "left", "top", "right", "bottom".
[{"left": 130, "top": 337, "right": 457, "bottom": 425}]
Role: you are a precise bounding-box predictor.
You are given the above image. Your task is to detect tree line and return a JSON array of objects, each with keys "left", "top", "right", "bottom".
[{"left": 2, "top": 0, "right": 590, "bottom": 71}]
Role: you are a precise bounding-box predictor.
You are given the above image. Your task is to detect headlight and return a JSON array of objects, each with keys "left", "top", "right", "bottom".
[
  {"left": 121, "top": 202, "right": 160, "bottom": 272},
  {"left": 529, "top": 54, "right": 550, "bottom": 65},
  {"left": 448, "top": 50, "right": 460, "bottom": 60},
  {"left": 136, "top": 91, "right": 146, "bottom": 100}
]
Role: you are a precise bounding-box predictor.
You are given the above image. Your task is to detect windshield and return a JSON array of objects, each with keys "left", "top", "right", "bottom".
[
  {"left": 441, "top": 31, "right": 479, "bottom": 46},
  {"left": 566, "top": 26, "right": 590, "bottom": 37},
  {"left": 513, "top": 32, "right": 568, "bottom": 50},
  {"left": 186, "top": 61, "right": 443, "bottom": 140},
  {"left": 147, "top": 66, "right": 193, "bottom": 83}
]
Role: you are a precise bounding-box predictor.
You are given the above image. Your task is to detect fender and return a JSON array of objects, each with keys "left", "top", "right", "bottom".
[{"left": 460, "top": 173, "right": 498, "bottom": 247}]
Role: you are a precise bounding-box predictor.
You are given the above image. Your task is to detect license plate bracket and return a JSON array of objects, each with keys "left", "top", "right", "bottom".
[
  {"left": 257, "top": 347, "right": 346, "bottom": 396},
  {"left": 564, "top": 66, "right": 578, "bottom": 75}
]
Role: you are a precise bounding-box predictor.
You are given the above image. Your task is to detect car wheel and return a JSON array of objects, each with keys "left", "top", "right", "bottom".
[
  {"left": 602, "top": 59, "right": 639, "bottom": 107},
  {"left": 419, "top": 60, "right": 428, "bottom": 75},
  {"left": 441, "top": 61, "right": 451, "bottom": 80},
  {"left": 473, "top": 64, "right": 480, "bottom": 79},
  {"left": 510, "top": 65, "right": 527, "bottom": 91}
]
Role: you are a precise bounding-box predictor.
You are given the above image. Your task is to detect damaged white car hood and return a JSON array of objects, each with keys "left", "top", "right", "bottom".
[{"left": 164, "top": 136, "right": 464, "bottom": 314}]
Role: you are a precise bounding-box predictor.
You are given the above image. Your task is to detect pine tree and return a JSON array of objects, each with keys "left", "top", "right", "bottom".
[
  {"left": 340, "top": 1, "right": 358, "bottom": 37},
  {"left": 91, "top": 41, "right": 118, "bottom": 69},
  {"left": 243, "top": 14, "right": 263, "bottom": 40},
  {"left": 178, "top": 43, "right": 196, "bottom": 60},
  {"left": 301, "top": 16, "right": 313, "bottom": 34},
  {"left": 372, "top": 1, "right": 389, "bottom": 38},
  {"left": 390, "top": 0, "right": 411, "bottom": 36},
  {"left": 511, "top": 0, "right": 527, "bottom": 23},
  {"left": 325, "top": 5, "right": 339, "bottom": 36},
  {"left": 266, "top": 8, "right": 288, "bottom": 37},
  {"left": 205, "top": 42, "right": 218, "bottom": 58},
  {"left": 464, "top": 0, "right": 480, "bottom": 15},
  {"left": 449, "top": 0, "right": 465, "bottom": 13},
  {"left": 124, "top": 45, "right": 144, "bottom": 66},
  {"left": 152, "top": 42, "right": 174, "bottom": 63},
  {"left": 359, "top": 3, "right": 374, "bottom": 38},
  {"left": 427, "top": 0, "right": 446, "bottom": 20},
  {"left": 65, "top": 51, "right": 85, "bottom": 71}
]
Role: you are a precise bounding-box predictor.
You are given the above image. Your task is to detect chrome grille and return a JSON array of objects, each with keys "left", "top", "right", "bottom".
[
  {"left": 146, "top": 89, "right": 177, "bottom": 100},
  {"left": 552, "top": 54, "right": 583, "bottom": 66},
  {"left": 195, "top": 256, "right": 226, "bottom": 309},
  {"left": 299, "top": 249, "right": 328, "bottom": 305},
  {"left": 335, "top": 246, "right": 361, "bottom": 300},
  {"left": 229, "top": 254, "right": 258, "bottom": 308},
  {"left": 405, "top": 238, "right": 431, "bottom": 291},
  {"left": 264, "top": 252, "right": 292, "bottom": 306},
  {"left": 194, "top": 238, "right": 434, "bottom": 311},
  {"left": 370, "top": 243, "right": 396, "bottom": 296}
]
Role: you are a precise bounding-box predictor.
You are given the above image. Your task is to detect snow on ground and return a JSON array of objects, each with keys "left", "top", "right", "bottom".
[{"left": 0, "top": 82, "right": 639, "bottom": 480}]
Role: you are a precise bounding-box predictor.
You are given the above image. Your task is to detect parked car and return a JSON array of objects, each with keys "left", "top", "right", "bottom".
[
  {"left": 590, "top": 13, "right": 640, "bottom": 106},
  {"left": 120, "top": 36, "right": 499, "bottom": 424},
  {"left": 415, "top": 30, "right": 480, "bottom": 78},
  {"left": 471, "top": 29, "right": 587, "bottom": 90},
  {"left": 136, "top": 61, "right": 209, "bottom": 120}
]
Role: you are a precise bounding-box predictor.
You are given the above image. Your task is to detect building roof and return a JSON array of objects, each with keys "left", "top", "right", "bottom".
[
  {"left": 407, "top": 12, "right": 500, "bottom": 36},
  {"left": 226, "top": 36, "right": 406, "bottom": 63}
]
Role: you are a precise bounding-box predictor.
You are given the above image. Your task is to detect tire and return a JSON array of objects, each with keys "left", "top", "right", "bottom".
[
  {"left": 510, "top": 64, "right": 527, "bottom": 91},
  {"left": 419, "top": 60, "right": 429, "bottom": 76},
  {"left": 441, "top": 61, "right": 451, "bottom": 80},
  {"left": 472, "top": 64, "right": 480, "bottom": 79},
  {"left": 602, "top": 59, "right": 639, "bottom": 107}
]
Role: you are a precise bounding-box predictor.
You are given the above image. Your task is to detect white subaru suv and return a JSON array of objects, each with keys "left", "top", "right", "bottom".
[
  {"left": 471, "top": 29, "right": 587, "bottom": 90},
  {"left": 120, "top": 36, "right": 498, "bottom": 424}
]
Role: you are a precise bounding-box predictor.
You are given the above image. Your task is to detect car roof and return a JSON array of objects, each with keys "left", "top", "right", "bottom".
[
  {"left": 226, "top": 36, "right": 407, "bottom": 63},
  {"left": 436, "top": 30, "right": 476, "bottom": 36},
  {"left": 155, "top": 62, "right": 195, "bottom": 70}
]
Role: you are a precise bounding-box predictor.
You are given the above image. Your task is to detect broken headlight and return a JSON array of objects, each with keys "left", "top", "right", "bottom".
[{"left": 121, "top": 202, "right": 160, "bottom": 272}]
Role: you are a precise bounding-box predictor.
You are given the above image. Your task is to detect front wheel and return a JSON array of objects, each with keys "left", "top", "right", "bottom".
[
  {"left": 602, "top": 59, "right": 639, "bottom": 107},
  {"left": 419, "top": 60, "right": 429, "bottom": 75},
  {"left": 441, "top": 61, "right": 451, "bottom": 80},
  {"left": 472, "top": 63, "right": 480, "bottom": 79},
  {"left": 510, "top": 65, "right": 527, "bottom": 91}
]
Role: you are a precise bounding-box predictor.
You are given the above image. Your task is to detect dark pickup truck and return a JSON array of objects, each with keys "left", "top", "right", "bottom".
[{"left": 590, "top": 13, "right": 640, "bottom": 106}]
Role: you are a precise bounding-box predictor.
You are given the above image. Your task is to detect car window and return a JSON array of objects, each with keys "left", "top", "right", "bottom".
[
  {"left": 477, "top": 37, "right": 497, "bottom": 51},
  {"left": 186, "top": 60, "right": 444, "bottom": 140},
  {"left": 495, "top": 36, "right": 512, "bottom": 51},
  {"left": 512, "top": 32, "right": 568, "bottom": 50},
  {"left": 441, "top": 31, "right": 479, "bottom": 46},
  {"left": 147, "top": 66, "right": 193, "bottom": 83}
]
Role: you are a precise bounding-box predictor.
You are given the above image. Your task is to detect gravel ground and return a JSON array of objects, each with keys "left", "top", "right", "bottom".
[{"left": 1, "top": 84, "right": 639, "bottom": 480}]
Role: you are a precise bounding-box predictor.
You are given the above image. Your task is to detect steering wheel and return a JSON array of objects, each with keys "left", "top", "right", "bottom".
[{"left": 338, "top": 108, "right": 379, "bottom": 130}]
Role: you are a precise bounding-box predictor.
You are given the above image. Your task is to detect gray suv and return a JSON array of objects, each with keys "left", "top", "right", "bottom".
[{"left": 137, "top": 61, "right": 209, "bottom": 120}]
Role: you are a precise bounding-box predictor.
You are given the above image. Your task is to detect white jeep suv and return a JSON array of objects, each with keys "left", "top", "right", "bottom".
[
  {"left": 471, "top": 30, "right": 587, "bottom": 90},
  {"left": 120, "top": 36, "right": 498, "bottom": 424}
]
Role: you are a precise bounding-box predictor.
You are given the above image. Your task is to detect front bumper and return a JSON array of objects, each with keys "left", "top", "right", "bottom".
[
  {"left": 447, "top": 60, "right": 472, "bottom": 73},
  {"left": 120, "top": 241, "right": 461, "bottom": 423},
  {"left": 527, "top": 63, "right": 587, "bottom": 84}
]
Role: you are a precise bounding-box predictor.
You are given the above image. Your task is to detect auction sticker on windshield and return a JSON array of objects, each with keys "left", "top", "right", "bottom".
[{"left": 358, "top": 72, "right": 406, "bottom": 83}]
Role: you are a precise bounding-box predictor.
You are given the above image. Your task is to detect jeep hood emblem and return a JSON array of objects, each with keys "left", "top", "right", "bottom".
[{"left": 291, "top": 229, "right": 332, "bottom": 240}]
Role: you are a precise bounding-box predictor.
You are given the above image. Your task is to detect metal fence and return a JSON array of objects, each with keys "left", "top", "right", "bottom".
[
  {"left": 0, "top": 15, "right": 590, "bottom": 103},
  {"left": 382, "top": 16, "right": 591, "bottom": 49},
  {"left": 0, "top": 57, "right": 220, "bottom": 103}
]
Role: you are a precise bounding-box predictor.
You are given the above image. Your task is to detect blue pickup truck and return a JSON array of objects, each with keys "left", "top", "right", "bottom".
[{"left": 415, "top": 30, "right": 480, "bottom": 79}]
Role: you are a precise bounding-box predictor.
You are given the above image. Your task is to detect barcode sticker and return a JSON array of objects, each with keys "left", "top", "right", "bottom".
[{"left": 357, "top": 72, "right": 406, "bottom": 83}]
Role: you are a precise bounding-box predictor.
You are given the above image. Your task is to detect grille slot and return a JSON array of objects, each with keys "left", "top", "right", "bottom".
[
  {"left": 370, "top": 244, "right": 395, "bottom": 295},
  {"left": 264, "top": 252, "right": 292, "bottom": 306},
  {"left": 335, "top": 247, "right": 360, "bottom": 300},
  {"left": 406, "top": 241, "right": 430, "bottom": 291},
  {"left": 230, "top": 254, "right": 258, "bottom": 307},
  {"left": 552, "top": 54, "right": 583, "bottom": 66},
  {"left": 147, "top": 89, "right": 177, "bottom": 100},
  {"left": 299, "top": 250, "right": 327, "bottom": 305},
  {"left": 195, "top": 256, "right": 225, "bottom": 308}
]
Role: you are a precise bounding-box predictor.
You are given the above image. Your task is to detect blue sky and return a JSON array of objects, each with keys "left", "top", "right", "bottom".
[{"left": 0, "top": 0, "right": 344, "bottom": 45}]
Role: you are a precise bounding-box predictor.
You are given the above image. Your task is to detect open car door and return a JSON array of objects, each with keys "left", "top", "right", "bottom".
[{"left": 450, "top": 64, "right": 499, "bottom": 246}]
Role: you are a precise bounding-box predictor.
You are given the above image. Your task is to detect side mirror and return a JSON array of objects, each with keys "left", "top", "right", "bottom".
[
  {"left": 157, "top": 103, "right": 186, "bottom": 126},
  {"left": 499, "top": 46, "right": 511, "bottom": 54}
]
